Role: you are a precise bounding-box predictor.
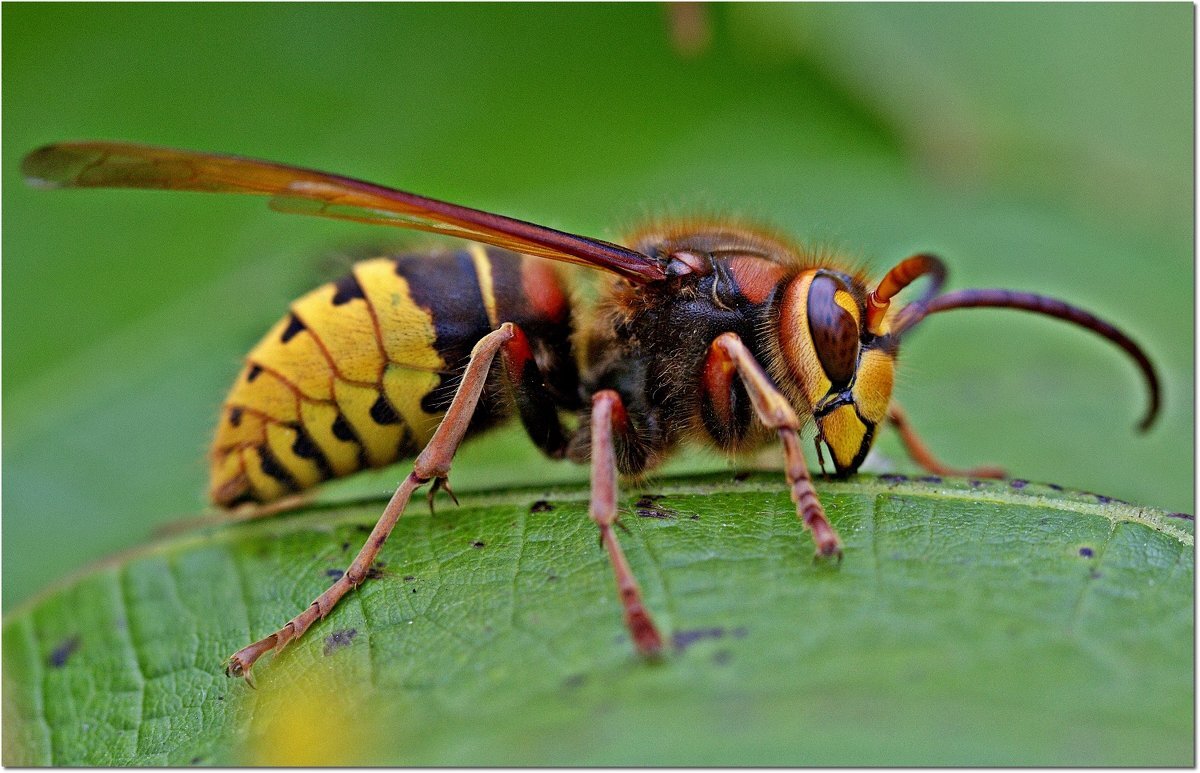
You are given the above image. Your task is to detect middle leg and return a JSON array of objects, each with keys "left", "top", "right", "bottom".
[{"left": 588, "top": 389, "right": 664, "bottom": 656}]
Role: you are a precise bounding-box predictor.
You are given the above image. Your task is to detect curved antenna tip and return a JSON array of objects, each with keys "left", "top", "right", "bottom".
[
  {"left": 901, "top": 288, "right": 1162, "bottom": 438},
  {"left": 1137, "top": 408, "right": 1159, "bottom": 434}
]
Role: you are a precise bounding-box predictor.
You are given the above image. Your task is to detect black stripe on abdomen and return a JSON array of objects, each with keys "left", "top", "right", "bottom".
[{"left": 393, "top": 250, "right": 493, "bottom": 415}]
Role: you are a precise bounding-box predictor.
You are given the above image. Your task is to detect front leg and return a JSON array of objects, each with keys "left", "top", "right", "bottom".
[{"left": 708, "top": 333, "right": 842, "bottom": 558}]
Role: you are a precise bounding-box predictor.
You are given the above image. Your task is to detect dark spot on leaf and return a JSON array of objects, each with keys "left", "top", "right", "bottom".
[
  {"left": 246, "top": 364, "right": 262, "bottom": 382},
  {"left": 1010, "top": 479, "right": 1028, "bottom": 490},
  {"left": 563, "top": 673, "right": 586, "bottom": 690},
  {"left": 365, "top": 564, "right": 386, "bottom": 580},
  {"left": 1078, "top": 547, "right": 1094, "bottom": 558},
  {"left": 341, "top": 542, "right": 350, "bottom": 552},
  {"left": 968, "top": 479, "right": 985, "bottom": 488},
  {"left": 880, "top": 474, "right": 908, "bottom": 484},
  {"left": 280, "top": 312, "right": 306, "bottom": 343},
  {"left": 712, "top": 650, "right": 732, "bottom": 666},
  {"left": 355, "top": 524, "right": 372, "bottom": 533},
  {"left": 917, "top": 475, "right": 942, "bottom": 484},
  {"left": 1047, "top": 483, "right": 1063, "bottom": 491},
  {"left": 403, "top": 575, "right": 415, "bottom": 582},
  {"left": 635, "top": 494, "right": 675, "bottom": 519},
  {"left": 1167, "top": 512, "right": 1194, "bottom": 521},
  {"left": 326, "top": 568, "right": 345, "bottom": 579},
  {"left": 672, "top": 626, "right": 727, "bottom": 651},
  {"left": 323, "top": 628, "right": 358, "bottom": 656},
  {"left": 48, "top": 635, "right": 80, "bottom": 668},
  {"left": 190, "top": 757, "right": 203, "bottom": 766},
  {"left": 472, "top": 540, "right": 485, "bottom": 549},
  {"left": 547, "top": 573, "right": 559, "bottom": 582},
  {"left": 733, "top": 471, "right": 750, "bottom": 482},
  {"left": 1089, "top": 569, "right": 1103, "bottom": 580},
  {"left": 412, "top": 588, "right": 418, "bottom": 593},
  {"left": 529, "top": 500, "right": 554, "bottom": 513},
  {"left": 636, "top": 505, "right": 676, "bottom": 519},
  {"left": 228, "top": 407, "right": 242, "bottom": 427},
  {"left": 688, "top": 514, "right": 700, "bottom": 520},
  {"left": 732, "top": 626, "right": 748, "bottom": 638}
]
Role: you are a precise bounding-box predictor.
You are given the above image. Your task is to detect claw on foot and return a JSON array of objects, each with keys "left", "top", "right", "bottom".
[
  {"left": 425, "top": 476, "right": 459, "bottom": 515},
  {"left": 225, "top": 631, "right": 285, "bottom": 685},
  {"left": 807, "top": 516, "right": 842, "bottom": 561},
  {"left": 813, "top": 543, "right": 844, "bottom": 564},
  {"left": 225, "top": 656, "right": 257, "bottom": 688}
]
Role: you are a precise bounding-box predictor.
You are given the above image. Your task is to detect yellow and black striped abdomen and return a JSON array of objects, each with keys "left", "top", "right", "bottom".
[{"left": 209, "top": 245, "right": 574, "bottom": 506}]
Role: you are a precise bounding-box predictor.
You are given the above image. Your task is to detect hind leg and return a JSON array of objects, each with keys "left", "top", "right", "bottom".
[{"left": 226, "top": 324, "right": 520, "bottom": 682}]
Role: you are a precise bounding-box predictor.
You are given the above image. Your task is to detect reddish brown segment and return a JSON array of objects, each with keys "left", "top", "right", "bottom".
[
  {"left": 727, "top": 256, "right": 787, "bottom": 305},
  {"left": 21, "top": 141, "right": 667, "bottom": 283},
  {"left": 866, "top": 253, "right": 947, "bottom": 333},
  {"left": 500, "top": 324, "right": 536, "bottom": 385},
  {"left": 520, "top": 258, "right": 571, "bottom": 323},
  {"left": 776, "top": 272, "right": 812, "bottom": 391},
  {"left": 700, "top": 339, "right": 738, "bottom": 428}
]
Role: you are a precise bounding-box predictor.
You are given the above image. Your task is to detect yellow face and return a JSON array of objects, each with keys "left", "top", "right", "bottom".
[{"left": 780, "top": 270, "right": 897, "bottom": 475}]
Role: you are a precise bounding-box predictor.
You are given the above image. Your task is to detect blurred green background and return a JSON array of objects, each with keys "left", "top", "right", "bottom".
[{"left": 3, "top": 3, "right": 1192, "bottom": 610}]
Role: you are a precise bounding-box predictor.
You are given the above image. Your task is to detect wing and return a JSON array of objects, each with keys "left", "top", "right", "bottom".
[{"left": 22, "top": 141, "right": 667, "bottom": 283}]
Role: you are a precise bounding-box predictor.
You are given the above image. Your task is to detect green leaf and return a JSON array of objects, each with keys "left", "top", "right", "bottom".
[{"left": 3, "top": 474, "right": 1192, "bottom": 766}]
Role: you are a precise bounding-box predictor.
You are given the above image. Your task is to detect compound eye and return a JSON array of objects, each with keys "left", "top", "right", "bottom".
[{"left": 807, "top": 274, "right": 860, "bottom": 389}]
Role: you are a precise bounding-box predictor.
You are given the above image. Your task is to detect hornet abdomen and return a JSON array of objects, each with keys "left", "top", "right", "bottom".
[{"left": 209, "top": 245, "right": 574, "bottom": 506}]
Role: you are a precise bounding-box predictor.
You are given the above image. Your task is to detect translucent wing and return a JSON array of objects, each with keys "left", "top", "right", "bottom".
[{"left": 22, "top": 141, "right": 667, "bottom": 283}]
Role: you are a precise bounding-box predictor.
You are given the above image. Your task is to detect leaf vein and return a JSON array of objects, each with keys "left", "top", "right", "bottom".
[{"left": 116, "top": 568, "right": 147, "bottom": 758}]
